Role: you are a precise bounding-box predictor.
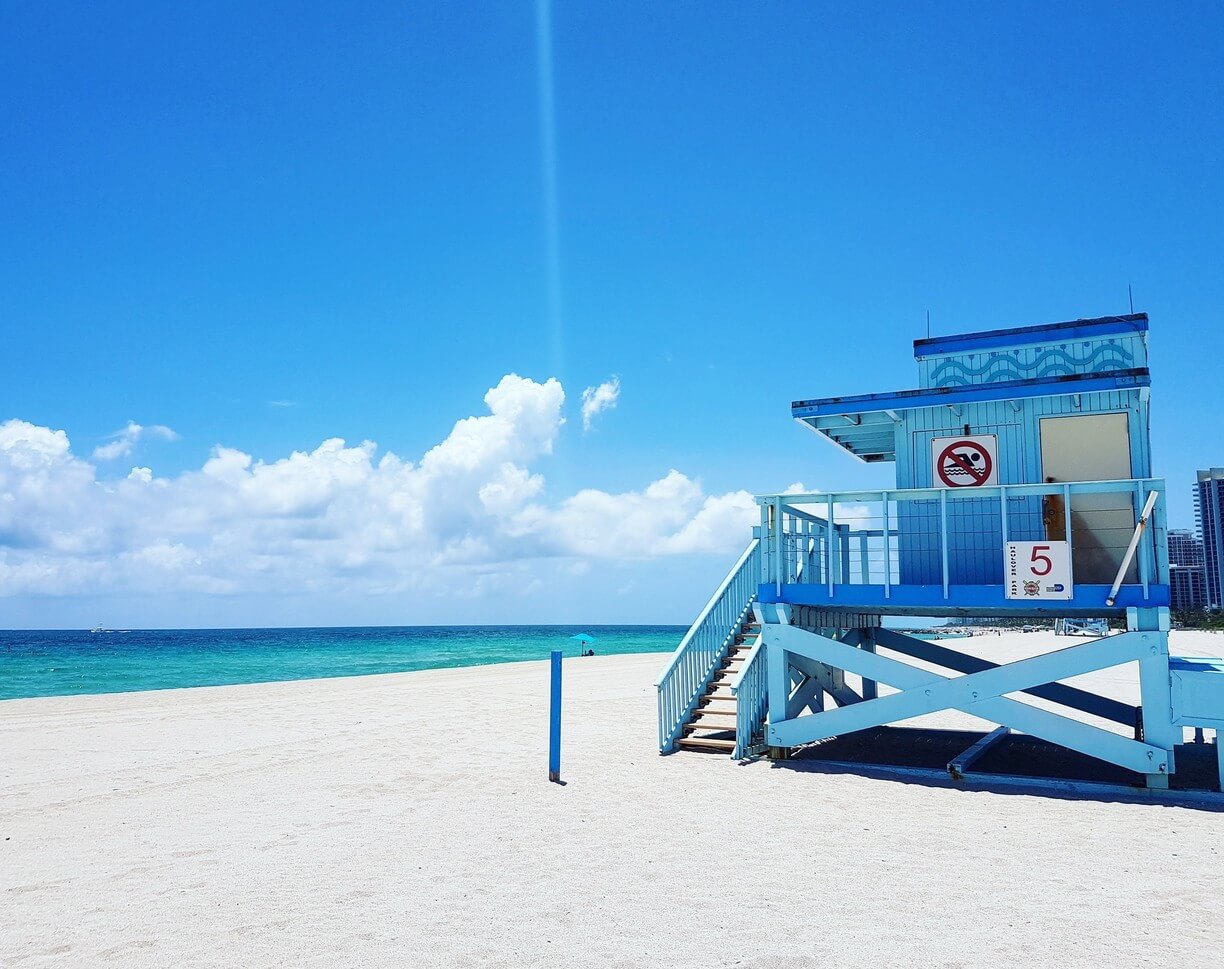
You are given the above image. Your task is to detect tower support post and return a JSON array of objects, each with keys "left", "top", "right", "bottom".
[{"left": 1131, "top": 607, "right": 1176, "bottom": 789}]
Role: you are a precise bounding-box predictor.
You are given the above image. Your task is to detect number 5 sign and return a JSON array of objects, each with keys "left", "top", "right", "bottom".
[{"left": 1005, "top": 541, "right": 1073, "bottom": 600}]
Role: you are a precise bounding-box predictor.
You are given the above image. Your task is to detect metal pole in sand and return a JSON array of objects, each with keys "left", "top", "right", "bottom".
[{"left": 548, "top": 650, "right": 562, "bottom": 783}]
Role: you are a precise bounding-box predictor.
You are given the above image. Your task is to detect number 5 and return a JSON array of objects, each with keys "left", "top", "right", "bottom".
[{"left": 1030, "top": 545, "right": 1053, "bottom": 576}]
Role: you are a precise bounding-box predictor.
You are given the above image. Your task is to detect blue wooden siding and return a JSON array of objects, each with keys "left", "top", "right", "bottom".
[
  {"left": 917, "top": 334, "right": 1149, "bottom": 388},
  {"left": 894, "top": 385, "right": 1148, "bottom": 587},
  {"left": 896, "top": 391, "right": 1149, "bottom": 490}
]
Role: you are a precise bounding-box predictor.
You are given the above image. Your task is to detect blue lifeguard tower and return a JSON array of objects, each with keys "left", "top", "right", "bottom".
[{"left": 657, "top": 313, "right": 1224, "bottom": 794}]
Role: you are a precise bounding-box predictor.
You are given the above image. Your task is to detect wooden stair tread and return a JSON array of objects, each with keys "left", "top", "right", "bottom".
[
  {"left": 669, "top": 618, "right": 763, "bottom": 756},
  {"left": 676, "top": 736, "right": 736, "bottom": 752}
]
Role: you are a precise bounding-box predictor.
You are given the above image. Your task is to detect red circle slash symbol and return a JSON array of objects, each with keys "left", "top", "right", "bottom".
[{"left": 936, "top": 441, "right": 993, "bottom": 487}]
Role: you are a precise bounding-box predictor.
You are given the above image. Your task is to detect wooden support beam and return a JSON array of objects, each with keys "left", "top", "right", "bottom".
[
  {"left": 764, "top": 625, "right": 1169, "bottom": 776},
  {"left": 948, "top": 726, "right": 1010, "bottom": 779},
  {"left": 788, "top": 653, "right": 865, "bottom": 708},
  {"left": 874, "top": 628, "right": 1138, "bottom": 727}
]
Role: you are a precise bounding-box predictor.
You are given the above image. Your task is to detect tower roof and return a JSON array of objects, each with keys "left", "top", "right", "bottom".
[{"left": 912, "top": 313, "right": 1148, "bottom": 359}]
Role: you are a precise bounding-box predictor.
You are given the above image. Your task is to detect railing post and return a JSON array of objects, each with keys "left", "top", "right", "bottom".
[
  {"left": 826, "top": 494, "right": 835, "bottom": 598},
  {"left": 1136, "top": 482, "right": 1150, "bottom": 597},
  {"left": 999, "top": 484, "right": 1009, "bottom": 545},
  {"left": 808, "top": 519, "right": 816, "bottom": 582},
  {"left": 1152, "top": 482, "right": 1169, "bottom": 584},
  {"left": 940, "top": 488, "right": 949, "bottom": 599},
  {"left": 840, "top": 526, "right": 851, "bottom": 586},
  {"left": 773, "top": 499, "right": 783, "bottom": 597},
  {"left": 881, "top": 491, "right": 890, "bottom": 597},
  {"left": 1062, "top": 483, "right": 1072, "bottom": 555}
]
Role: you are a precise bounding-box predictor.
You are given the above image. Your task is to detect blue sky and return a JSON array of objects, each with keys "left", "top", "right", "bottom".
[{"left": 2, "top": 2, "right": 1223, "bottom": 628}]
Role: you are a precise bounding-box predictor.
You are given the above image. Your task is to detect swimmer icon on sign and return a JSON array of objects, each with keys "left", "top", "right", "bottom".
[{"left": 931, "top": 434, "right": 999, "bottom": 488}]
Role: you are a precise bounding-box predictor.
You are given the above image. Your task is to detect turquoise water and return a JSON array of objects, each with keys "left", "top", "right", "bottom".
[{"left": 0, "top": 625, "right": 685, "bottom": 701}]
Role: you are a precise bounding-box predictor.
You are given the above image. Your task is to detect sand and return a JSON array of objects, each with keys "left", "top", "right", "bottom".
[{"left": 3, "top": 631, "right": 1223, "bottom": 968}]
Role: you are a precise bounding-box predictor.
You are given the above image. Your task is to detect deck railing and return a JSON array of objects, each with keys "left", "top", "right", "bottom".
[
  {"left": 656, "top": 538, "right": 761, "bottom": 753},
  {"left": 730, "top": 635, "right": 767, "bottom": 758},
  {"left": 755, "top": 478, "right": 1168, "bottom": 601}
]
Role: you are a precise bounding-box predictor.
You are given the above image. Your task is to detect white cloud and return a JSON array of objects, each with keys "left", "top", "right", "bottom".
[
  {"left": 660, "top": 489, "right": 759, "bottom": 554},
  {"left": 580, "top": 377, "right": 620, "bottom": 431},
  {"left": 0, "top": 375, "right": 763, "bottom": 602},
  {"left": 92, "top": 421, "right": 179, "bottom": 461}
]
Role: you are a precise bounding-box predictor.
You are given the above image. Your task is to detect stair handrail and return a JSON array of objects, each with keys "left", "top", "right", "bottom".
[
  {"left": 653, "top": 538, "right": 760, "bottom": 686},
  {"left": 728, "top": 633, "right": 764, "bottom": 693},
  {"left": 729, "top": 634, "right": 768, "bottom": 759},
  {"left": 655, "top": 538, "right": 761, "bottom": 753}
]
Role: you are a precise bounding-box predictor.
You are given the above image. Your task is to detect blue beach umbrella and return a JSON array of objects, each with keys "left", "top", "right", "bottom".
[{"left": 570, "top": 632, "right": 596, "bottom": 655}]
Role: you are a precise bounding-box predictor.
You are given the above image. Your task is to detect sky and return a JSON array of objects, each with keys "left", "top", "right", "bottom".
[{"left": 2, "top": 2, "right": 1223, "bottom": 629}]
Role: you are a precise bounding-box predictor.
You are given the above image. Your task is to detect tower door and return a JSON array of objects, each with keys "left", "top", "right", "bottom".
[{"left": 1039, "top": 413, "right": 1134, "bottom": 585}]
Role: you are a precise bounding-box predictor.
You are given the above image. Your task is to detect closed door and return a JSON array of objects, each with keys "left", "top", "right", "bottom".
[{"left": 1039, "top": 413, "right": 1134, "bottom": 584}]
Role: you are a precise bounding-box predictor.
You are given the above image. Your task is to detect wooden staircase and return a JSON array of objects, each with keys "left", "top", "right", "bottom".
[{"left": 674, "top": 617, "right": 761, "bottom": 753}]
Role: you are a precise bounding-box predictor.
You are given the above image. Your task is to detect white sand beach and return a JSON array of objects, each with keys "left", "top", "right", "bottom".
[{"left": 3, "top": 632, "right": 1223, "bottom": 968}]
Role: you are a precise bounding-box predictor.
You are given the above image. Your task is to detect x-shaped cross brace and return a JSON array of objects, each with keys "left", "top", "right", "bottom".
[{"left": 765, "top": 624, "right": 1170, "bottom": 776}]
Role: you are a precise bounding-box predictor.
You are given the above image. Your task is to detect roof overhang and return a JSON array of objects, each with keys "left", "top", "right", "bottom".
[{"left": 792, "top": 368, "right": 1150, "bottom": 462}]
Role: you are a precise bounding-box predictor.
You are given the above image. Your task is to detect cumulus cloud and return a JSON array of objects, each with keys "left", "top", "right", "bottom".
[
  {"left": 525, "top": 471, "right": 756, "bottom": 558},
  {"left": 92, "top": 421, "right": 179, "bottom": 461},
  {"left": 580, "top": 377, "right": 620, "bottom": 431},
  {"left": 0, "top": 375, "right": 761, "bottom": 601}
]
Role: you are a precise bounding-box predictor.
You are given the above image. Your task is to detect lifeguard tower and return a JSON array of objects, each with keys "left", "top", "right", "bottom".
[{"left": 656, "top": 313, "right": 1224, "bottom": 794}]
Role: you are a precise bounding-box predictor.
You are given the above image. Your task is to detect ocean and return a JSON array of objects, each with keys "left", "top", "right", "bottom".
[{"left": 0, "top": 625, "right": 686, "bottom": 701}]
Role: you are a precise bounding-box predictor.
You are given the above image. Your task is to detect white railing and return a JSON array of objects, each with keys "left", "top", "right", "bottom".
[
  {"left": 755, "top": 478, "right": 1168, "bottom": 600},
  {"left": 656, "top": 539, "right": 761, "bottom": 753},
  {"left": 730, "top": 634, "right": 767, "bottom": 758}
]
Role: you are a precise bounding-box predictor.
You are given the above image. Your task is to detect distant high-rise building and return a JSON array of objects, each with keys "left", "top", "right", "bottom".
[
  {"left": 1194, "top": 469, "right": 1224, "bottom": 609},
  {"left": 1168, "top": 527, "right": 1207, "bottom": 611},
  {"left": 1168, "top": 528, "right": 1204, "bottom": 568},
  {"left": 1170, "top": 565, "right": 1207, "bottom": 612}
]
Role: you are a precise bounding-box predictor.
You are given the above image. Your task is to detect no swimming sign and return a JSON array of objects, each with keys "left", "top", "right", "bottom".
[{"left": 931, "top": 434, "right": 999, "bottom": 488}]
